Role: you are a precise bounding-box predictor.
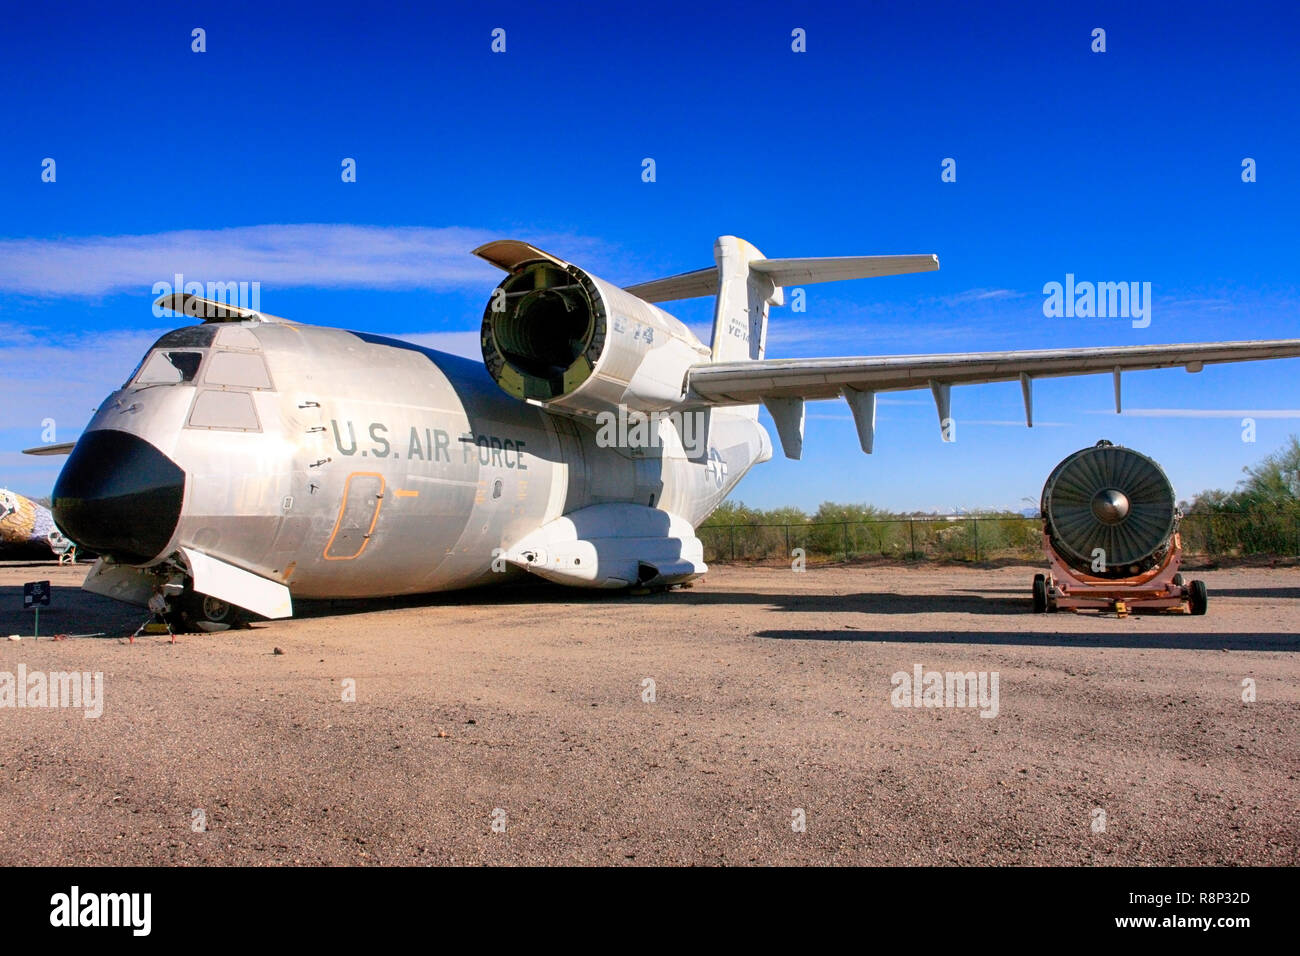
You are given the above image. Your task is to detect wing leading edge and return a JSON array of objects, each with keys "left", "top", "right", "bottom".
[{"left": 685, "top": 339, "right": 1300, "bottom": 458}]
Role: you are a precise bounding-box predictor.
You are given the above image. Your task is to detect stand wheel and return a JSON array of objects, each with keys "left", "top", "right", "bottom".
[
  {"left": 1188, "top": 579, "right": 1208, "bottom": 616},
  {"left": 1032, "top": 573, "right": 1049, "bottom": 613}
]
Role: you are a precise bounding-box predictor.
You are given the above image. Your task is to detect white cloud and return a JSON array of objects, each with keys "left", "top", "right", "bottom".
[
  {"left": 0, "top": 224, "right": 617, "bottom": 297},
  {"left": 0, "top": 323, "right": 168, "bottom": 438},
  {"left": 924, "top": 288, "right": 1026, "bottom": 307}
]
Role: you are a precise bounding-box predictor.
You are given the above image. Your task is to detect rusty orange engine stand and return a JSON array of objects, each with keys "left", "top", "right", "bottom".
[{"left": 1036, "top": 532, "right": 1193, "bottom": 616}]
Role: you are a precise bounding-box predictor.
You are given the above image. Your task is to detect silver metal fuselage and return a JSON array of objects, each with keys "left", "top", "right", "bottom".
[{"left": 78, "top": 321, "right": 769, "bottom": 599}]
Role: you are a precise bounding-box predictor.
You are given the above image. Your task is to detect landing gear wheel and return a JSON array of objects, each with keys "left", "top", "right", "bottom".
[
  {"left": 1032, "top": 573, "right": 1049, "bottom": 613},
  {"left": 199, "top": 595, "right": 235, "bottom": 626},
  {"left": 1188, "top": 579, "right": 1208, "bottom": 616},
  {"left": 169, "top": 589, "right": 249, "bottom": 632},
  {"left": 1172, "top": 573, "right": 1185, "bottom": 586}
]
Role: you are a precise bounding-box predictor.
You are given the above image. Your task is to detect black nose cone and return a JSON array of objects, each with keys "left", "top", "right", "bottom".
[{"left": 52, "top": 430, "right": 185, "bottom": 564}]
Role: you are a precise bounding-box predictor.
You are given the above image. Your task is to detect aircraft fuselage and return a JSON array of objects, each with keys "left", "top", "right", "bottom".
[{"left": 53, "top": 320, "right": 769, "bottom": 606}]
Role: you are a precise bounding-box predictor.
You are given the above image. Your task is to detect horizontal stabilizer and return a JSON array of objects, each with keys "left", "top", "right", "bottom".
[
  {"left": 750, "top": 254, "right": 939, "bottom": 286},
  {"left": 22, "top": 442, "right": 75, "bottom": 456},
  {"left": 625, "top": 254, "right": 938, "bottom": 303}
]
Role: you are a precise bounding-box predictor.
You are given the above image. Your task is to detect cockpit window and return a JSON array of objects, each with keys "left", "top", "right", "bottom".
[
  {"left": 205, "top": 351, "right": 273, "bottom": 389},
  {"left": 134, "top": 350, "right": 205, "bottom": 385}
]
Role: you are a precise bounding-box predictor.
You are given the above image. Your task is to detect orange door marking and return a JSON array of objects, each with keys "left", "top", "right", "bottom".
[{"left": 323, "top": 472, "right": 385, "bottom": 560}]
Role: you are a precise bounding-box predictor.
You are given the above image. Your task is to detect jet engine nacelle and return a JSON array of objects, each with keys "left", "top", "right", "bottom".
[{"left": 480, "top": 258, "right": 709, "bottom": 415}]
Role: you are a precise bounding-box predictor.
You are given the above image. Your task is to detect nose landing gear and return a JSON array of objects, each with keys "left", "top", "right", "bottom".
[
  {"left": 171, "top": 587, "right": 250, "bottom": 632},
  {"left": 149, "top": 574, "right": 251, "bottom": 633}
]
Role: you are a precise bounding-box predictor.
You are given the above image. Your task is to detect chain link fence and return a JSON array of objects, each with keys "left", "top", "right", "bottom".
[{"left": 698, "top": 513, "right": 1300, "bottom": 565}]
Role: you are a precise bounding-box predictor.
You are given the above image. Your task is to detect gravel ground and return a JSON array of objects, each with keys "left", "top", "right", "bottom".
[{"left": 0, "top": 559, "right": 1296, "bottom": 866}]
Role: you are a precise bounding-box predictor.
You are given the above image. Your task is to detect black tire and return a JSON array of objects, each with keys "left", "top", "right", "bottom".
[
  {"left": 1172, "top": 573, "right": 1184, "bottom": 587},
  {"left": 1032, "top": 574, "right": 1048, "bottom": 613},
  {"left": 1188, "top": 579, "right": 1208, "bottom": 616},
  {"left": 172, "top": 589, "right": 249, "bottom": 631}
]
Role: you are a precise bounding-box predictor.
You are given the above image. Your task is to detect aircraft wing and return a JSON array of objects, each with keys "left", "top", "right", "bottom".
[{"left": 685, "top": 338, "right": 1300, "bottom": 457}]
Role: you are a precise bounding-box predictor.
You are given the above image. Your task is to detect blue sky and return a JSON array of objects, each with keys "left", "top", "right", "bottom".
[{"left": 2, "top": 0, "right": 1298, "bottom": 511}]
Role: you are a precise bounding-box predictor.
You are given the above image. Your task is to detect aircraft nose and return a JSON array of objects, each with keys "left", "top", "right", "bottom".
[{"left": 52, "top": 430, "right": 185, "bottom": 564}]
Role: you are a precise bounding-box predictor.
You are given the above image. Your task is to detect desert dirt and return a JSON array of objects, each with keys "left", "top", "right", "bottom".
[{"left": 0, "top": 559, "right": 1296, "bottom": 865}]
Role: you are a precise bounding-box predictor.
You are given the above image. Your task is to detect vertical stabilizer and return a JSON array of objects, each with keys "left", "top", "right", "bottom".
[{"left": 710, "top": 236, "right": 784, "bottom": 363}]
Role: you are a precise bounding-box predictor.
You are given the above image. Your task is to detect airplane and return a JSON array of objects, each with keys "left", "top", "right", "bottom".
[
  {"left": 0, "top": 487, "right": 75, "bottom": 559},
  {"left": 24, "top": 235, "right": 1300, "bottom": 629}
]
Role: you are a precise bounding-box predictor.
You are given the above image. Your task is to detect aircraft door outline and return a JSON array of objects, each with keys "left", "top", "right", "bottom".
[{"left": 323, "top": 472, "right": 385, "bottom": 560}]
